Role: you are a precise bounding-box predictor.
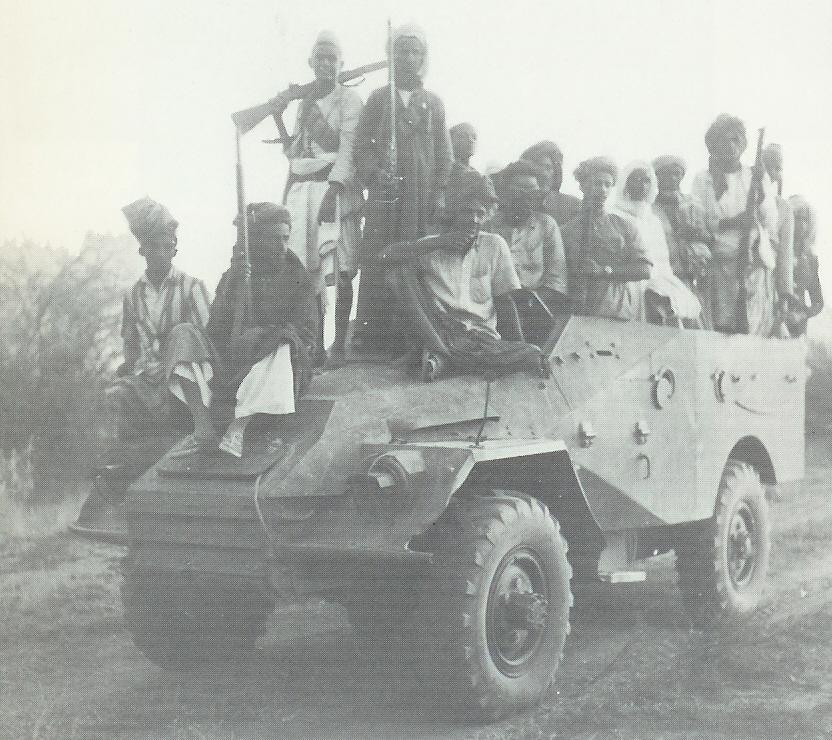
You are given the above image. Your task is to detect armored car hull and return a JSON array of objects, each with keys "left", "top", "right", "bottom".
[{"left": 76, "top": 317, "right": 806, "bottom": 714}]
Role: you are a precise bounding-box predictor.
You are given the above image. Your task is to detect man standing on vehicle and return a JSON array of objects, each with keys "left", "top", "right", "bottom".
[
  {"left": 690, "top": 114, "right": 780, "bottom": 335},
  {"left": 521, "top": 140, "right": 582, "bottom": 227},
  {"left": 351, "top": 23, "right": 453, "bottom": 355},
  {"left": 270, "top": 31, "right": 364, "bottom": 364},
  {"left": 761, "top": 143, "right": 795, "bottom": 325},
  {"left": 561, "top": 156, "right": 652, "bottom": 320},
  {"left": 450, "top": 122, "right": 478, "bottom": 173},
  {"left": 652, "top": 154, "right": 714, "bottom": 328}
]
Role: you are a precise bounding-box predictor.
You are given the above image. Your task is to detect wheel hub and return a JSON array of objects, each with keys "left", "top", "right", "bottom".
[
  {"left": 486, "top": 549, "right": 549, "bottom": 677},
  {"left": 502, "top": 590, "right": 549, "bottom": 630},
  {"left": 727, "top": 502, "right": 756, "bottom": 587}
]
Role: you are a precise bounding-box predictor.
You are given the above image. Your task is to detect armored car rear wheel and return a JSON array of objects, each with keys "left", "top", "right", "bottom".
[
  {"left": 121, "top": 565, "right": 275, "bottom": 669},
  {"left": 411, "top": 491, "right": 572, "bottom": 717},
  {"left": 676, "top": 460, "right": 771, "bottom": 627}
]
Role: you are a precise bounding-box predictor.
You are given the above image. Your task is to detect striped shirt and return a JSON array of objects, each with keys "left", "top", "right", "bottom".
[{"left": 122, "top": 267, "right": 211, "bottom": 378}]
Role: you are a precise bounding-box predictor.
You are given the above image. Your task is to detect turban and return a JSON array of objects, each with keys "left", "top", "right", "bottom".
[
  {"left": 446, "top": 168, "right": 497, "bottom": 213},
  {"left": 762, "top": 143, "right": 783, "bottom": 168},
  {"left": 450, "top": 122, "right": 477, "bottom": 140},
  {"left": 498, "top": 160, "right": 547, "bottom": 193},
  {"left": 233, "top": 202, "right": 291, "bottom": 227},
  {"left": 390, "top": 22, "right": 429, "bottom": 78},
  {"left": 311, "top": 29, "right": 342, "bottom": 58},
  {"left": 521, "top": 140, "right": 564, "bottom": 166},
  {"left": 705, "top": 114, "right": 747, "bottom": 154},
  {"left": 122, "top": 197, "right": 178, "bottom": 243},
  {"left": 652, "top": 154, "right": 686, "bottom": 175},
  {"left": 574, "top": 156, "right": 618, "bottom": 185}
]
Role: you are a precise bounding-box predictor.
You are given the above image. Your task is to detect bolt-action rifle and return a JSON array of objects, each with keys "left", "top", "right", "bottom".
[
  {"left": 736, "top": 127, "right": 766, "bottom": 333},
  {"left": 231, "top": 128, "right": 252, "bottom": 357},
  {"left": 231, "top": 60, "right": 388, "bottom": 140}
]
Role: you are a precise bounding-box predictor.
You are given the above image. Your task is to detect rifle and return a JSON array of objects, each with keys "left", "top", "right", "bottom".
[
  {"left": 231, "top": 127, "right": 252, "bottom": 354},
  {"left": 231, "top": 60, "right": 388, "bottom": 139},
  {"left": 736, "top": 127, "right": 765, "bottom": 333},
  {"left": 360, "top": 20, "right": 401, "bottom": 263}
]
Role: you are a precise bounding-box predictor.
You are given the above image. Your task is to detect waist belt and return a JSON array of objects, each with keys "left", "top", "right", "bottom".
[{"left": 288, "top": 163, "right": 334, "bottom": 185}]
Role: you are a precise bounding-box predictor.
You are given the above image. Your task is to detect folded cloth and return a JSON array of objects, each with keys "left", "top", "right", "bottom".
[{"left": 234, "top": 344, "right": 295, "bottom": 419}]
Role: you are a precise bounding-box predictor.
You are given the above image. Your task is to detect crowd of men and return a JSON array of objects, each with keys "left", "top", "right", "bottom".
[{"left": 108, "top": 24, "right": 824, "bottom": 456}]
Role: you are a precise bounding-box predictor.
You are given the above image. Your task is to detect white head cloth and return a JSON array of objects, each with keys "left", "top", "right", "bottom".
[
  {"left": 615, "top": 160, "right": 659, "bottom": 217},
  {"left": 390, "top": 22, "right": 429, "bottom": 79},
  {"left": 311, "top": 29, "right": 342, "bottom": 59}
]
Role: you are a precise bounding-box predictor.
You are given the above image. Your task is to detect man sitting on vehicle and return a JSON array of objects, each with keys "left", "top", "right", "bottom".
[
  {"left": 382, "top": 169, "right": 548, "bottom": 381},
  {"left": 203, "top": 202, "right": 319, "bottom": 455},
  {"left": 488, "top": 160, "right": 569, "bottom": 345},
  {"left": 106, "top": 197, "right": 213, "bottom": 441}
]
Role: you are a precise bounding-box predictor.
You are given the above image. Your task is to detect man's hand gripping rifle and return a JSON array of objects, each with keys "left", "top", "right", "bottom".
[
  {"left": 231, "top": 60, "right": 388, "bottom": 141},
  {"left": 736, "top": 127, "right": 766, "bottom": 332},
  {"left": 362, "top": 20, "right": 404, "bottom": 263}
]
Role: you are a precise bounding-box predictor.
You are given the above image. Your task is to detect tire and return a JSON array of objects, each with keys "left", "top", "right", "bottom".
[
  {"left": 676, "top": 460, "right": 771, "bottom": 626},
  {"left": 410, "top": 491, "right": 572, "bottom": 716},
  {"left": 121, "top": 565, "right": 275, "bottom": 669}
]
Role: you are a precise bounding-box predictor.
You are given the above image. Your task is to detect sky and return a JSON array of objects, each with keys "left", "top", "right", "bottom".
[{"left": 2, "top": 0, "right": 831, "bottom": 290}]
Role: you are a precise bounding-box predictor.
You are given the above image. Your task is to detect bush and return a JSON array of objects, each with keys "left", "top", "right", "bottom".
[{"left": 0, "top": 234, "right": 139, "bottom": 451}]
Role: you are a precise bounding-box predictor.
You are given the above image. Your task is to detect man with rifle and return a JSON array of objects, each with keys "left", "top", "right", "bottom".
[
  {"left": 351, "top": 22, "right": 454, "bottom": 356},
  {"left": 205, "top": 202, "right": 318, "bottom": 456},
  {"left": 761, "top": 142, "right": 796, "bottom": 327},
  {"left": 691, "top": 114, "right": 779, "bottom": 335},
  {"left": 233, "top": 31, "right": 365, "bottom": 365}
]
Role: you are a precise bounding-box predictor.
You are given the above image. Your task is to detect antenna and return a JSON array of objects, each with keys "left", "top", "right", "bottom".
[{"left": 474, "top": 372, "right": 497, "bottom": 447}]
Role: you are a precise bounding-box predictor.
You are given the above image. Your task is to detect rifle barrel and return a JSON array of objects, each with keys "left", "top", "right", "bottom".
[{"left": 231, "top": 128, "right": 251, "bottom": 345}]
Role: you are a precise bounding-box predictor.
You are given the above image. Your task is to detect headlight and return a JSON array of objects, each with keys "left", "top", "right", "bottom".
[{"left": 366, "top": 450, "right": 425, "bottom": 489}]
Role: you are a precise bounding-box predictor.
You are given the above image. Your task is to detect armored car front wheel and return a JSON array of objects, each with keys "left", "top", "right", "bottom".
[
  {"left": 676, "top": 460, "right": 771, "bottom": 626},
  {"left": 411, "top": 491, "right": 572, "bottom": 716},
  {"left": 121, "top": 564, "right": 275, "bottom": 669}
]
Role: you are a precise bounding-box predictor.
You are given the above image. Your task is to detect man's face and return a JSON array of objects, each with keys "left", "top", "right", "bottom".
[
  {"left": 582, "top": 172, "right": 615, "bottom": 209},
  {"left": 452, "top": 128, "right": 477, "bottom": 163},
  {"left": 656, "top": 165, "right": 684, "bottom": 195},
  {"left": 793, "top": 211, "right": 810, "bottom": 243},
  {"left": 140, "top": 232, "right": 177, "bottom": 274},
  {"left": 711, "top": 132, "right": 745, "bottom": 169},
  {"left": 505, "top": 174, "right": 542, "bottom": 217},
  {"left": 251, "top": 221, "right": 291, "bottom": 261},
  {"left": 449, "top": 204, "right": 486, "bottom": 243},
  {"left": 624, "top": 169, "right": 652, "bottom": 202},
  {"left": 525, "top": 154, "right": 554, "bottom": 192},
  {"left": 393, "top": 37, "right": 425, "bottom": 84},
  {"left": 309, "top": 44, "right": 341, "bottom": 84},
  {"left": 763, "top": 153, "right": 783, "bottom": 184}
]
